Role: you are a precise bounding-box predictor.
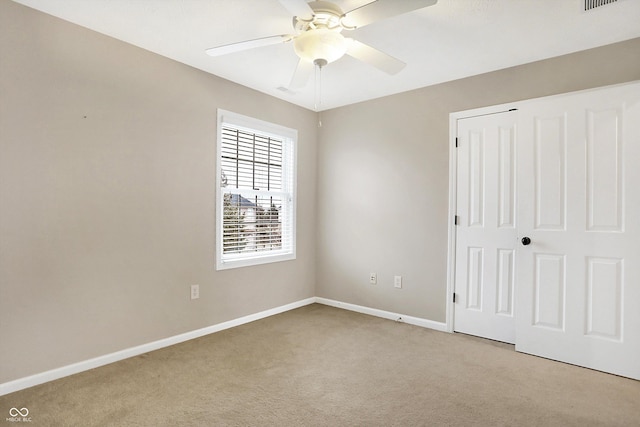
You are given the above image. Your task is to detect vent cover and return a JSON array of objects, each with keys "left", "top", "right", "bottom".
[
  {"left": 276, "top": 86, "right": 297, "bottom": 95},
  {"left": 584, "top": 0, "right": 617, "bottom": 11}
]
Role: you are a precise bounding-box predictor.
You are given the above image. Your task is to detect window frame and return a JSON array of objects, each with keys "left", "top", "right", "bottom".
[{"left": 215, "top": 109, "right": 297, "bottom": 270}]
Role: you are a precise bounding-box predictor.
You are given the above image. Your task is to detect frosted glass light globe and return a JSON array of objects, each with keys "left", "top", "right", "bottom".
[{"left": 294, "top": 28, "right": 347, "bottom": 65}]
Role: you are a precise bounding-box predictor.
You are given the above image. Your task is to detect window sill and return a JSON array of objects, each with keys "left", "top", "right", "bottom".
[{"left": 216, "top": 252, "right": 296, "bottom": 270}]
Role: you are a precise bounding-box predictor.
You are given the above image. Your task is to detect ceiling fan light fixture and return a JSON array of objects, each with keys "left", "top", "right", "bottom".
[{"left": 293, "top": 28, "right": 347, "bottom": 66}]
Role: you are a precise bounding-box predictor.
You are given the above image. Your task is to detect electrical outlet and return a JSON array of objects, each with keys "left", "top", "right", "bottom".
[
  {"left": 190, "top": 284, "right": 200, "bottom": 300},
  {"left": 369, "top": 272, "right": 377, "bottom": 285},
  {"left": 394, "top": 276, "right": 402, "bottom": 289}
]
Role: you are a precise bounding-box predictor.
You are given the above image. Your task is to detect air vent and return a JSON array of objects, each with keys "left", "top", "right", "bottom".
[
  {"left": 584, "top": 0, "right": 617, "bottom": 11},
  {"left": 276, "top": 86, "right": 297, "bottom": 95}
]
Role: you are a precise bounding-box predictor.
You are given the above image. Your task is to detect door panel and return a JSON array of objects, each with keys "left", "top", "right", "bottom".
[
  {"left": 533, "top": 253, "right": 565, "bottom": 330},
  {"left": 585, "top": 257, "right": 623, "bottom": 341},
  {"left": 496, "top": 249, "right": 514, "bottom": 316},
  {"left": 498, "top": 128, "right": 516, "bottom": 228},
  {"left": 468, "top": 130, "right": 485, "bottom": 227},
  {"left": 516, "top": 82, "right": 640, "bottom": 380},
  {"left": 454, "top": 111, "right": 517, "bottom": 344},
  {"left": 586, "top": 107, "right": 623, "bottom": 231},
  {"left": 533, "top": 114, "right": 566, "bottom": 230}
]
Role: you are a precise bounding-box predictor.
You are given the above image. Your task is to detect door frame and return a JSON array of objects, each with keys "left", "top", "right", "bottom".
[{"left": 446, "top": 102, "right": 520, "bottom": 333}]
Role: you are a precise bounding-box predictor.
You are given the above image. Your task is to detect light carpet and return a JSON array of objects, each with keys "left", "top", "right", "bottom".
[{"left": 1, "top": 304, "right": 639, "bottom": 426}]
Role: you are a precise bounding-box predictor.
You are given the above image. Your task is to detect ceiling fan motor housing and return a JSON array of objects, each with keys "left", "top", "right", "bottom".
[
  {"left": 292, "top": 1, "right": 348, "bottom": 66},
  {"left": 293, "top": 1, "right": 344, "bottom": 32}
]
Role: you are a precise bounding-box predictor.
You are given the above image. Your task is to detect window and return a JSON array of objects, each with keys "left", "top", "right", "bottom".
[{"left": 216, "top": 109, "right": 296, "bottom": 270}]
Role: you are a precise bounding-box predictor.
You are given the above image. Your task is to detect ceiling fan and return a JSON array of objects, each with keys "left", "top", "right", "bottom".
[{"left": 205, "top": 0, "right": 438, "bottom": 91}]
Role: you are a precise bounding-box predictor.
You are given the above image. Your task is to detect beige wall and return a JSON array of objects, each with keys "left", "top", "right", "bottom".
[
  {"left": 0, "top": 1, "right": 317, "bottom": 383},
  {"left": 316, "top": 38, "right": 640, "bottom": 321}
]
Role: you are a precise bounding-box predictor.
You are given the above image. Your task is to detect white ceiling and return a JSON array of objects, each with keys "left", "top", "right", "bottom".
[{"left": 12, "top": 0, "right": 640, "bottom": 111}]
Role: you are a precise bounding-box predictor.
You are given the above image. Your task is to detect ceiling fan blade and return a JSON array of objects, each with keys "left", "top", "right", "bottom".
[
  {"left": 342, "top": 0, "right": 437, "bottom": 29},
  {"left": 289, "top": 58, "right": 314, "bottom": 89},
  {"left": 278, "top": 0, "right": 314, "bottom": 20},
  {"left": 206, "top": 35, "right": 293, "bottom": 57},
  {"left": 345, "top": 39, "right": 406, "bottom": 75}
]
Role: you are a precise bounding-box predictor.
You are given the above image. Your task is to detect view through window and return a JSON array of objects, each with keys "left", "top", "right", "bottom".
[{"left": 216, "top": 110, "right": 296, "bottom": 269}]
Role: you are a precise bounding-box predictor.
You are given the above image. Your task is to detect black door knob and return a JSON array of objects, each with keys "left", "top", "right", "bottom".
[{"left": 521, "top": 237, "right": 531, "bottom": 246}]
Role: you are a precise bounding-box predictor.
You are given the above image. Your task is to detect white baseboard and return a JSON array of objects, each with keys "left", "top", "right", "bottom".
[
  {"left": 0, "top": 297, "right": 316, "bottom": 396},
  {"left": 1, "top": 296, "right": 447, "bottom": 396},
  {"left": 314, "top": 297, "right": 448, "bottom": 332}
]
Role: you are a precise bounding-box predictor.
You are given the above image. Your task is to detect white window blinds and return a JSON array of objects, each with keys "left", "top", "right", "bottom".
[{"left": 216, "top": 110, "right": 296, "bottom": 269}]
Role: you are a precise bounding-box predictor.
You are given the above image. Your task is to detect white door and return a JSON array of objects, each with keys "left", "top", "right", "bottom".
[
  {"left": 516, "top": 82, "right": 640, "bottom": 380},
  {"left": 454, "top": 111, "right": 517, "bottom": 344}
]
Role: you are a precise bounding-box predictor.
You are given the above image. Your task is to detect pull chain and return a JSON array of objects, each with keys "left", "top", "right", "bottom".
[
  {"left": 314, "top": 60, "right": 325, "bottom": 127},
  {"left": 314, "top": 63, "right": 322, "bottom": 110}
]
